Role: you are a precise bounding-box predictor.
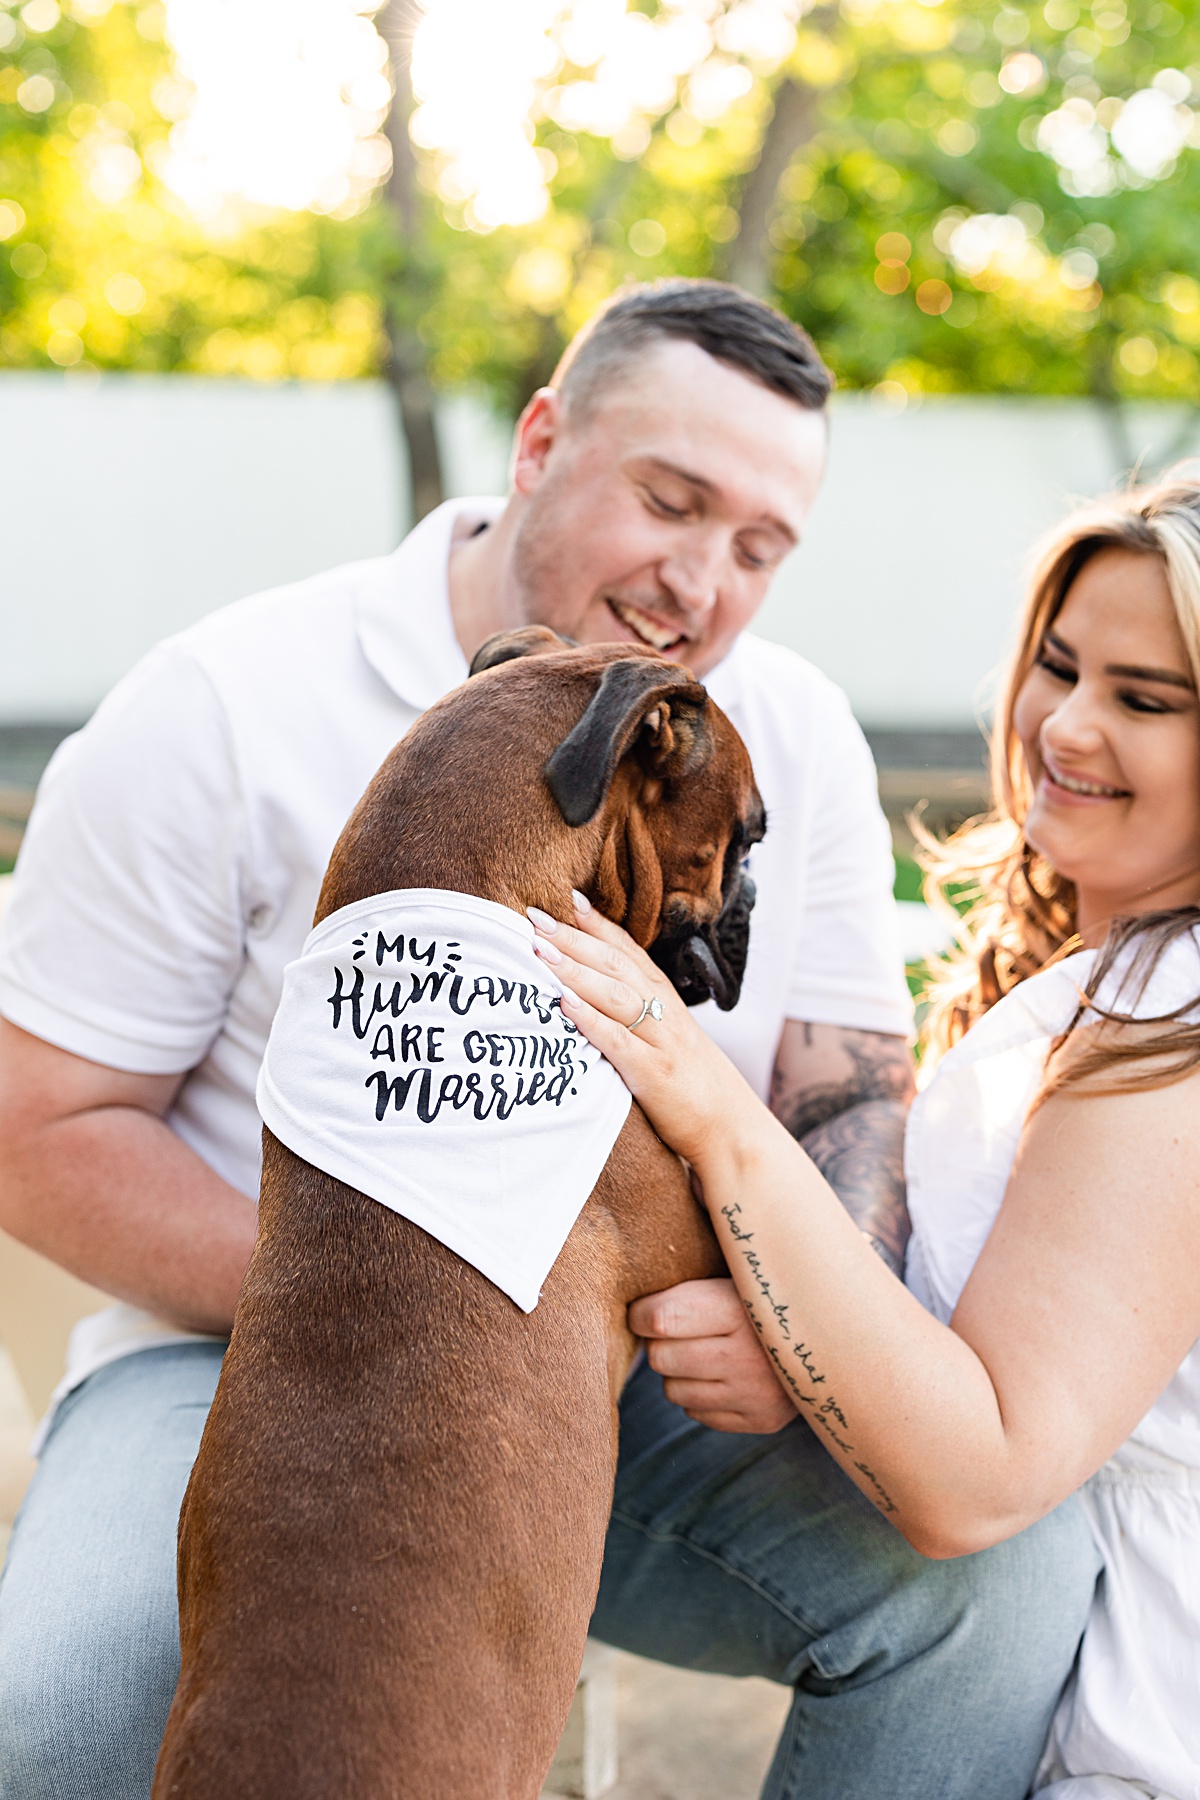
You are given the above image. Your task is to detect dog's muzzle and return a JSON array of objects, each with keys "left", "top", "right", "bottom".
[{"left": 649, "top": 866, "right": 756, "bottom": 1013}]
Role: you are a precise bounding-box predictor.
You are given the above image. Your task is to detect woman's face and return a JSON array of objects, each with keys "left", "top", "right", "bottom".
[{"left": 1014, "top": 546, "right": 1200, "bottom": 939}]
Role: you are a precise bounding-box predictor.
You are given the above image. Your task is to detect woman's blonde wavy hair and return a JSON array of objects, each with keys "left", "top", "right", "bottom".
[{"left": 920, "top": 463, "right": 1200, "bottom": 1093}]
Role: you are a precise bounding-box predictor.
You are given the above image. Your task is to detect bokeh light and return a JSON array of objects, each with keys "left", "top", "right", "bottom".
[
  {"left": 410, "top": 0, "right": 807, "bottom": 231},
  {"left": 159, "top": 0, "right": 392, "bottom": 217},
  {"left": 7, "top": 0, "right": 1200, "bottom": 408},
  {"left": 149, "top": 0, "right": 809, "bottom": 231},
  {"left": 1036, "top": 65, "right": 1197, "bottom": 194}
]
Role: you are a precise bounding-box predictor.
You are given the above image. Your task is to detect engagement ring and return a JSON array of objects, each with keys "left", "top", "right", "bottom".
[{"left": 629, "top": 995, "right": 664, "bottom": 1031}]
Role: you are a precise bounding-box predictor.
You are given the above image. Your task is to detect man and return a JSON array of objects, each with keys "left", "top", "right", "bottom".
[{"left": 0, "top": 282, "right": 1096, "bottom": 1798}]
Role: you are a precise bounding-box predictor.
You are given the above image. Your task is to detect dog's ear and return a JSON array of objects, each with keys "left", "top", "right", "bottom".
[
  {"left": 545, "top": 659, "right": 711, "bottom": 827},
  {"left": 469, "top": 625, "right": 576, "bottom": 677},
  {"left": 638, "top": 692, "right": 713, "bottom": 786}
]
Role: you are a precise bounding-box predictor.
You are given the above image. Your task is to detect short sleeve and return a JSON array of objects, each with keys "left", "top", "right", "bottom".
[
  {"left": 0, "top": 641, "right": 248, "bottom": 1073},
  {"left": 786, "top": 690, "right": 913, "bottom": 1038}
]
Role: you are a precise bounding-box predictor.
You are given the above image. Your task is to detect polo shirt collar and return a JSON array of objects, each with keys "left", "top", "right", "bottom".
[
  {"left": 702, "top": 633, "right": 746, "bottom": 717},
  {"left": 355, "top": 496, "right": 505, "bottom": 714}
]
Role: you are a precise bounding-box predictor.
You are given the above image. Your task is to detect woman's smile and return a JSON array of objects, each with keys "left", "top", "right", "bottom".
[
  {"left": 1013, "top": 545, "right": 1200, "bottom": 938},
  {"left": 1038, "top": 753, "right": 1131, "bottom": 806}
]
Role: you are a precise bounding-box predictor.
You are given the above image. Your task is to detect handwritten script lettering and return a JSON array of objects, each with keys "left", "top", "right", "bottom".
[
  {"left": 720, "top": 1202, "right": 898, "bottom": 1515},
  {"left": 325, "top": 923, "right": 591, "bottom": 1130}
]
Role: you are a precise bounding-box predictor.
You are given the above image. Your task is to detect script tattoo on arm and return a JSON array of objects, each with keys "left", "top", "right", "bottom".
[
  {"left": 770, "top": 1026, "right": 914, "bottom": 1279},
  {"left": 720, "top": 1200, "right": 899, "bottom": 1517}
]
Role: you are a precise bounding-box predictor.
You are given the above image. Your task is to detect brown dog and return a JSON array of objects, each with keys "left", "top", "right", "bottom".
[{"left": 152, "top": 628, "right": 764, "bottom": 1800}]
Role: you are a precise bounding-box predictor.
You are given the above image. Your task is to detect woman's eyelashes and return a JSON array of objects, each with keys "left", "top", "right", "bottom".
[
  {"left": 1036, "top": 648, "right": 1182, "bottom": 716},
  {"left": 1035, "top": 649, "right": 1076, "bottom": 684},
  {"left": 1118, "top": 689, "right": 1175, "bottom": 716}
]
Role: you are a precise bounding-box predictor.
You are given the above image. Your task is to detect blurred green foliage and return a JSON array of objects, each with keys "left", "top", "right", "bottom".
[
  {"left": 436, "top": 0, "right": 1200, "bottom": 411},
  {"left": 893, "top": 851, "right": 926, "bottom": 901},
  {"left": 772, "top": 0, "right": 1200, "bottom": 402},
  {"left": 3, "top": 0, "right": 1200, "bottom": 418},
  {"left": 0, "top": 0, "right": 389, "bottom": 375}
]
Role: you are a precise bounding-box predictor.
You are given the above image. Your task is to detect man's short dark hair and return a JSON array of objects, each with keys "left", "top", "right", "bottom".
[{"left": 551, "top": 278, "right": 832, "bottom": 416}]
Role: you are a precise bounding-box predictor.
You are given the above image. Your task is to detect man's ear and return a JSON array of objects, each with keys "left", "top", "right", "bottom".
[
  {"left": 511, "top": 387, "right": 561, "bottom": 496},
  {"left": 469, "top": 624, "right": 576, "bottom": 677},
  {"left": 544, "top": 659, "right": 711, "bottom": 827}
]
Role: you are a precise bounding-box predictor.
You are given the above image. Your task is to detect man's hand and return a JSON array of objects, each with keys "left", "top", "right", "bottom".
[{"left": 628, "top": 1277, "right": 797, "bottom": 1434}]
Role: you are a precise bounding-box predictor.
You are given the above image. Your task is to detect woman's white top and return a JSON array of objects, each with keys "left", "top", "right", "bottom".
[{"left": 905, "top": 930, "right": 1200, "bottom": 1800}]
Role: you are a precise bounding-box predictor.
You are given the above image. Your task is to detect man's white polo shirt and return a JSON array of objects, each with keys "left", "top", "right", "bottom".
[{"left": 0, "top": 498, "right": 910, "bottom": 1400}]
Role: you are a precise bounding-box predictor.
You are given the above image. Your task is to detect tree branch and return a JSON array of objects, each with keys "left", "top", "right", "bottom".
[
  {"left": 726, "top": 75, "right": 818, "bottom": 296},
  {"left": 379, "top": 0, "right": 445, "bottom": 523}
]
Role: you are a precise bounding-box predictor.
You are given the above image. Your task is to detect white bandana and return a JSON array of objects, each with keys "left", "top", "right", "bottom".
[{"left": 256, "top": 889, "right": 632, "bottom": 1311}]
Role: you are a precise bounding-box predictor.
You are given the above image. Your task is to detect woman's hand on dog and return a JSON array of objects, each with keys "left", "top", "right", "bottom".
[
  {"left": 529, "top": 898, "right": 795, "bottom": 1435},
  {"left": 528, "top": 892, "right": 759, "bottom": 1173}
]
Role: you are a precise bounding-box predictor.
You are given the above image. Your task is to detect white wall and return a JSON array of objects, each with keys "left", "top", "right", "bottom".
[
  {"left": 0, "top": 375, "right": 511, "bottom": 723},
  {"left": 4, "top": 372, "right": 1198, "bottom": 726},
  {"left": 761, "top": 395, "right": 1200, "bottom": 725}
]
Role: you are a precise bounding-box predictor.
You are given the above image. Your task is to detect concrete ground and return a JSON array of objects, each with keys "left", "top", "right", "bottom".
[
  {"left": 598, "top": 1654, "right": 788, "bottom": 1800},
  {"left": 0, "top": 1343, "right": 787, "bottom": 1799}
]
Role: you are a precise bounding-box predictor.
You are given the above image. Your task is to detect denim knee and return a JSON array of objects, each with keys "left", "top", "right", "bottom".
[
  {"left": 758, "top": 1499, "right": 1102, "bottom": 1800},
  {"left": 0, "top": 1344, "right": 223, "bottom": 1800},
  {"left": 802, "top": 1492, "right": 1100, "bottom": 1696},
  {"left": 0, "top": 1581, "right": 181, "bottom": 1800},
  {"left": 938, "top": 1493, "right": 1101, "bottom": 1689}
]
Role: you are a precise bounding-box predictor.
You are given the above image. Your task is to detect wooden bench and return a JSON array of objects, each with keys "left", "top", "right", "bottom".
[{"left": 0, "top": 789, "right": 32, "bottom": 867}]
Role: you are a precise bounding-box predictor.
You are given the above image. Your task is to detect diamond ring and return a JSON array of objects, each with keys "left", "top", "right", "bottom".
[{"left": 629, "top": 995, "right": 665, "bottom": 1032}]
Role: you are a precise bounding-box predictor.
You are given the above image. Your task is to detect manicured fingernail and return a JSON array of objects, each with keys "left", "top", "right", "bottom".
[
  {"left": 533, "top": 936, "right": 562, "bottom": 963},
  {"left": 559, "top": 986, "right": 581, "bottom": 1008},
  {"left": 571, "top": 890, "right": 591, "bottom": 914},
  {"left": 526, "top": 906, "right": 557, "bottom": 933}
]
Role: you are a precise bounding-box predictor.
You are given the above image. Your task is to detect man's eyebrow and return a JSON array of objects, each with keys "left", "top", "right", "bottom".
[
  {"left": 641, "top": 457, "right": 798, "bottom": 546},
  {"left": 644, "top": 455, "right": 718, "bottom": 495},
  {"left": 1044, "top": 629, "right": 1194, "bottom": 690}
]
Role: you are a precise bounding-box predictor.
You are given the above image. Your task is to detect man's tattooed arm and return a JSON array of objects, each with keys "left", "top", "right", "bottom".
[
  {"left": 769, "top": 1023, "right": 915, "bottom": 1278},
  {"left": 801, "top": 1101, "right": 910, "bottom": 1276}
]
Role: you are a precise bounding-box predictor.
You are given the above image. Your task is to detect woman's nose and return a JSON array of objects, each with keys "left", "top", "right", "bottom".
[{"left": 1040, "top": 681, "right": 1106, "bottom": 753}]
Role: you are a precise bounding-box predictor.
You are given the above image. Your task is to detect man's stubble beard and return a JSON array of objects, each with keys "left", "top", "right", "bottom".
[{"left": 507, "top": 480, "right": 588, "bottom": 642}]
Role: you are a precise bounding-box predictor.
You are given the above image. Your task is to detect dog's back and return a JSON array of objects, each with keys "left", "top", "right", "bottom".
[{"left": 153, "top": 635, "right": 760, "bottom": 1800}]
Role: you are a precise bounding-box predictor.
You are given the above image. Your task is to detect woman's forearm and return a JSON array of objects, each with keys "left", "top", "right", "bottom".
[{"left": 696, "top": 1109, "right": 1025, "bottom": 1555}]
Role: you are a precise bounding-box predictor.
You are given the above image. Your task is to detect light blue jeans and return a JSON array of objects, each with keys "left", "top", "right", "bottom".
[{"left": 0, "top": 1345, "right": 1100, "bottom": 1800}]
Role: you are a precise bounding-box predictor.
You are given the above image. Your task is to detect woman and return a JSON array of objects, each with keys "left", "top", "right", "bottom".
[{"left": 531, "top": 469, "right": 1200, "bottom": 1800}]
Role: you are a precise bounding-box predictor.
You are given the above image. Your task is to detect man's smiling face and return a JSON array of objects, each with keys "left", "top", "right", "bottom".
[{"left": 507, "top": 337, "right": 828, "bottom": 679}]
